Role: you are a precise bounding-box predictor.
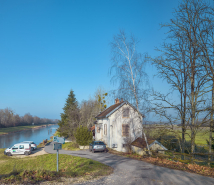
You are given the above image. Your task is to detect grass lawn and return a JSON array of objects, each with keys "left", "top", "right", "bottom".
[
  {"left": 62, "top": 142, "right": 80, "bottom": 151},
  {"left": 0, "top": 148, "right": 112, "bottom": 184},
  {"left": 183, "top": 129, "right": 209, "bottom": 146},
  {"left": 0, "top": 125, "right": 52, "bottom": 136},
  {"left": 145, "top": 126, "right": 210, "bottom": 146}
]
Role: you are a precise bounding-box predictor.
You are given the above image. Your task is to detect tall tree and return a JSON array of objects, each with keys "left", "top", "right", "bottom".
[
  {"left": 197, "top": 1, "right": 214, "bottom": 162},
  {"left": 110, "top": 30, "right": 150, "bottom": 150},
  {"left": 110, "top": 30, "right": 149, "bottom": 113},
  {"left": 152, "top": 33, "right": 189, "bottom": 154},
  {"left": 153, "top": 0, "right": 212, "bottom": 155},
  {"left": 57, "top": 89, "right": 79, "bottom": 137}
]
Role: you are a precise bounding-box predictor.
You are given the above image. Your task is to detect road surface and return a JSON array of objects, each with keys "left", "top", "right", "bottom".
[{"left": 45, "top": 142, "right": 214, "bottom": 185}]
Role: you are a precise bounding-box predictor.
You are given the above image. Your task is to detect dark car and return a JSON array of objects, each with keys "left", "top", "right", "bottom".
[{"left": 89, "top": 141, "right": 107, "bottom": 153}]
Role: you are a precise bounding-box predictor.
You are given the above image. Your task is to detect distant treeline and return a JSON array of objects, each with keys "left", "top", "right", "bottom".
[{"left": 0, "top": 108, "right": 58, "bottom": 128}]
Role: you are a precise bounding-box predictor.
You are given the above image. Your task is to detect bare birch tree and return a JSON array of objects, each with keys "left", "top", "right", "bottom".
[
  {"left": 110, "top": 30, "right": 150, "bottom": 151},
  {"left": 110, "top": 30, "right": 149, "bottom": 113}
]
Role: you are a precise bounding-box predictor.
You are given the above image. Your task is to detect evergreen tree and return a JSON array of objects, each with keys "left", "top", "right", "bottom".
[{"left": 58, "top": 89, "right": 78, "bottom": 137}]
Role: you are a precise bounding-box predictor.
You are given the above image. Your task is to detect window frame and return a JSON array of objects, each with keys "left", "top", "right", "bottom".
[
  {"left": 97, "top": 126, "right": 100, "bottom": 133},
  {"left": 122, "top": 124, "right": 129, "bottom": 137},
  {"left": 104, "top": 124, "right": 107, "bottom": 135},
  {"left": 122, "top": 107, "right": 130, "bottom": 118}
]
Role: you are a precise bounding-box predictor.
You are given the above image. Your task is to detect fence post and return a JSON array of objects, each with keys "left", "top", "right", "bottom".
[{"left": 172, "top": 150, "right": 175, "bottom": 161}]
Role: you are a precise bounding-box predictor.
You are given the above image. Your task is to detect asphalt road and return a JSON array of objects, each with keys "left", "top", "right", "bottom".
[{"left": 45, "top": 142, "right": 214, "bottom": 185}]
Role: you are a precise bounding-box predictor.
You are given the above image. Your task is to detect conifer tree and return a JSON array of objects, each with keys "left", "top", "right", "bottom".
[{"left": 58, "top": 89, "right": 78, "bottom": 137}]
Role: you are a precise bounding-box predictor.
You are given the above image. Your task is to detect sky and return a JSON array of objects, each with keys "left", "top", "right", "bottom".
[{"left": 0, "top": 0, "right": 195, "bottom": 120}]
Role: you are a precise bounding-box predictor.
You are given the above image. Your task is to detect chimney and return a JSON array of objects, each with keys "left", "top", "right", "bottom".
[
  {"left": 115, "top": 98, "right": 120, "bottom": 104},
  {"left": 121, "top": 98, "right": 123, "bottom": 102}
]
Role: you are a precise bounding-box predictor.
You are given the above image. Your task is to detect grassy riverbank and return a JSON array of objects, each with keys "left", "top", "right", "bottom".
[
  {"left": 0, "top": 124, "right": 55, "bottom": 136},
  {"left": 0, "top": 148, "right": 113, "bottom": 184}
]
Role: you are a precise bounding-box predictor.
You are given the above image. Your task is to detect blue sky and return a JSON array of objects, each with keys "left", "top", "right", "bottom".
[{"left": 0, "top": 0, "right": 187, "bottom": 120}]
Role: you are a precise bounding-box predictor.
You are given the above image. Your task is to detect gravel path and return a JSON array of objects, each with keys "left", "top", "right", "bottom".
[{"left": 45, "top": 142, "right": 214, "bottom": 185}]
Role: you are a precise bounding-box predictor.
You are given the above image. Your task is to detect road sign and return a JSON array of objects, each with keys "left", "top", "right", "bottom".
[
  {"left": 53, "top": 136, "right": 58, "bottom": 142},
  {"left": 53, "top": 136, "right": 65, "bottom": 144},
  {"left": 53, "top": 143, "right": 62, "bottom": 150}
]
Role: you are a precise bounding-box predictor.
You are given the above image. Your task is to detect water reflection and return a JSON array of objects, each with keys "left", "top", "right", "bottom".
[{"left": 0, "top": 125, "right": 58, "bottom": 148}]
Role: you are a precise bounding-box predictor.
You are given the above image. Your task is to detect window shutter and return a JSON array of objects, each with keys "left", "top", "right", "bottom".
[{"left": 122, "top": 124, "right": 129, "bottom": 136}]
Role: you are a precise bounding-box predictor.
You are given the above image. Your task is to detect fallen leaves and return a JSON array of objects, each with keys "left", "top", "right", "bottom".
[{"left": 108, "top": 149, "right": 214, "bottom": 178}]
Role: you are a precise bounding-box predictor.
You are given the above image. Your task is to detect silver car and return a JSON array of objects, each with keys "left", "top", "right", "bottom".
[{"left": 89, "top": 141, "right": 107, "bottom": 153}]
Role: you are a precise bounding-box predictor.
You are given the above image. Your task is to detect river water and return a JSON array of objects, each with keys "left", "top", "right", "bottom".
[{"left": 0, "top": 124, "right": 59, "bottom": 148}]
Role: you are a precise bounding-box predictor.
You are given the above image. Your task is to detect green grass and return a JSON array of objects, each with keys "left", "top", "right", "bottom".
[
  {"left": 62, "top": 142, "right": 80, "bottom": 151},
  {"left": 145, "top": 126, "right": 210, "bottom": 146},
  {"left": 0, "top": 148, "right": 112, "bottom": 183},
  {"left": 183, "top": 129, "right": 209, "bottom": 146},
  {"left": 0, "top": 124, "right": 52, "bottom": 136}
]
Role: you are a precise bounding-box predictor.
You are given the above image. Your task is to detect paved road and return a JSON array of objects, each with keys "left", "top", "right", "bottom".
[{"left": 45, "top": 142, "right": 214, "bottom": 185}]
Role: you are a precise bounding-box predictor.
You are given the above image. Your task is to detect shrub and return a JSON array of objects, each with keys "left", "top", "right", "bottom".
[
  {"left": 156, "top": 134, "right": 178, "bottom": 150},
  {"left": 74, "top": 126, "right": 93, "bottom": 146}
]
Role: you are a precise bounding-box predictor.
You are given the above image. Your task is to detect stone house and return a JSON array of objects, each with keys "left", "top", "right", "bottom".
[{"left": 95, "top": 98, "right": 143, "bottom": 152}]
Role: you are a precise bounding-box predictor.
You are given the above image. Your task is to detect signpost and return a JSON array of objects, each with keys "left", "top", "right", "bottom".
[
  {"left": 53, "top": 136, "right": 65, "bottom": 172},
  {"left": 53, "top": 136, "right": 65, "bottom": 144}
]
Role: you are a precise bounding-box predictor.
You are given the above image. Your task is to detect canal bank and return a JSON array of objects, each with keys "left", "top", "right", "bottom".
[
  {"left": 0, "top": 124, "right": 59, "bottom": 148},
  {"left": 0, "top": 124, "right": 57, "bottom": 136}
]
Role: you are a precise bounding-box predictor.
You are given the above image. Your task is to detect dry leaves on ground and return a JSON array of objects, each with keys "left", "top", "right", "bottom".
[{"left": 108, "top": 149, "right": 214, "bottom": 178}]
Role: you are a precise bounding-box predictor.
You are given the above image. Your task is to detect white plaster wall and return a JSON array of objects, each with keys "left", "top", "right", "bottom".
[
  {"left": 95, "top": 103, "right": 143, "bottom": 152},
  {"left": 95, "top": 119, "right": 103, "bottom": 141},
  {"left": 109, "top": 103, "right": 142, "bottom": 152},
  {"left": 102, "top": 118, "right": 109, "bottom": 146}
]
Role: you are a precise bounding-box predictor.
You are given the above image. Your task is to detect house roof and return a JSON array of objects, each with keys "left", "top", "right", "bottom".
[
  {"left": 131, "top": 137, "right": 168, "bottom": 150},
  {"left": 131, "top": 137, "right": 155, "bottom": 149},
  {"left": 95, "top": 101, "right": 124, "bottom": 118},
  {"left": 95, "top": 101, "right": 143, "bottom": 119}
]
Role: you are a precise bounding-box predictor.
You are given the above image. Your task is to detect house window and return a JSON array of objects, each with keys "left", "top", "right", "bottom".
[
  {"left": 122, "top": 124, "right": 129, "bottom": 137},
  {"left": 123, "top": 144, "right": 127, "bottom": 148},
  {"left": 97, "top": 126, "right": 100, "bottom": 133},
  {"left": 104, "top": 124, "right": 107, "bottom": 135},
  {"left": 123, "top": 108, "right": 129, "bottom": 118}
]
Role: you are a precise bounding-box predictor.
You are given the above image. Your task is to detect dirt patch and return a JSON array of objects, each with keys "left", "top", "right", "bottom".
[{"left": 11, "top": 147, "right": 47, "bottom": 158}]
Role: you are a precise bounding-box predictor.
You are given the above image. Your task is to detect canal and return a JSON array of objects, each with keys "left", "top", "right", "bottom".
[{"left": 0, "top": 124, "right": 59, "bottom": 148}]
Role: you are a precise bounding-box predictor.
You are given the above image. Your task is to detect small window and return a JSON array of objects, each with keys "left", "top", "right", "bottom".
[
  {"left": 123, "top": 108, "right": 129, "bottom": 118},
  {"left": 123, "top": 144, "right": 127, "bottom": 148},
  {"left": 19, "top": 145, "right": 24, "bottom": 149},
  {"left": 104, "top": 124, "right": 107, "bottom": 135},
  {"left": 122, "top": 124, "right": 129, "bottom": 137},
  {"left": 97, "top": 126, "right": 100, "bottom": 133}
]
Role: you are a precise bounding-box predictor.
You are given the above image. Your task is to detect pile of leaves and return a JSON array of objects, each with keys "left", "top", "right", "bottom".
[
  {"left": 107, "top": 148, "right": 214, "bottom": 178},
  {"left": 142, "top": 157, "right": 214, "bottom": 177}
]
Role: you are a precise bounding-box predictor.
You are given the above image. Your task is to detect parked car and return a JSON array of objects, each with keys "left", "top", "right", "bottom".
[
  {"left": 23, "top": 141, "right": 37, "bottom": 150},
  {"left": 89, "top": 141, "right": 107, "bottom": 153},
  {"left": 4, "top": 142, "right": 31, "bottom": 156}
]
